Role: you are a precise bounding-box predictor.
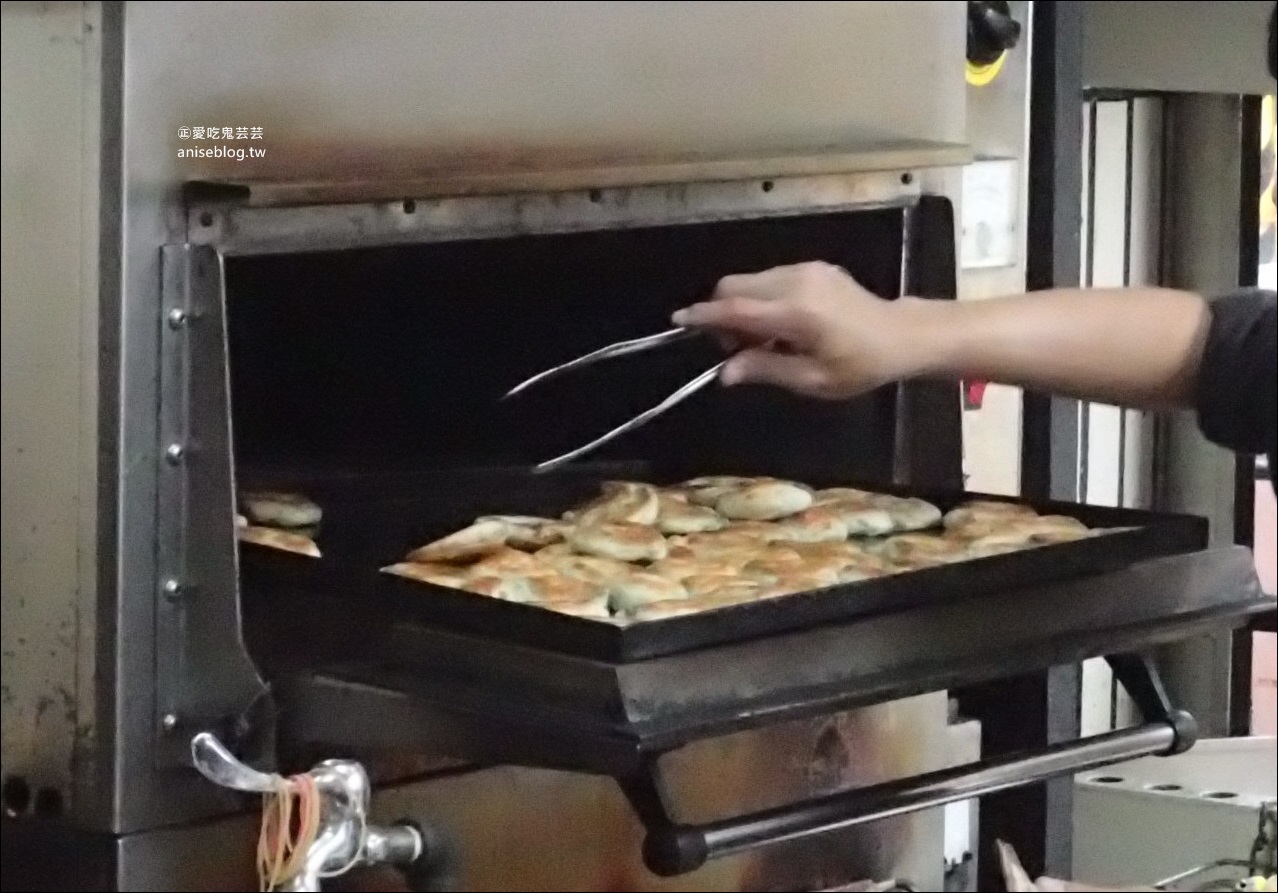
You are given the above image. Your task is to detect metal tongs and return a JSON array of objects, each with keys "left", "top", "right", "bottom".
[{"left": 504, "top": 327, "right": 726, "bottom": 472}]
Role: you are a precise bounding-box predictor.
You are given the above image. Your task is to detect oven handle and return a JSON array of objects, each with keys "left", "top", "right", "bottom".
[
  {"left": 632, "top": 713, "right": 1194, "bottom": 876},
  {"left": 624, "top": 653, "right": 1197, "bottom": 877}
]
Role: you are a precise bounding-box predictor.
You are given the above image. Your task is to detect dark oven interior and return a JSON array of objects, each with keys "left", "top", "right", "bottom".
[
  {"left": 224, "top": 204, "right": 946, "bottom": 672},
  {"left": 227, "top": 208, "right": 908, "bottom": 483},
  {"left": 225, "top": 207, "right": 924, "bottom": 581}
]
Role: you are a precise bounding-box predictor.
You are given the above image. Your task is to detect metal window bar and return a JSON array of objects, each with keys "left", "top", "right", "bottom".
[{"left": 1081, "top": 94, "right": 1170, "bottom": 733}]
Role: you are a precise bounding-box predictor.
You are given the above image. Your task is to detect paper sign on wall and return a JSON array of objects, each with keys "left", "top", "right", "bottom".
[{"left": 961, "top": 158, "right": 1020, "bottom": 269}]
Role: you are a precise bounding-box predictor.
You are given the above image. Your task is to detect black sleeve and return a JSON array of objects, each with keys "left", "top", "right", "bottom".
[{"left": 1194, "top": 288, "right": 1277, "bottom": 483}]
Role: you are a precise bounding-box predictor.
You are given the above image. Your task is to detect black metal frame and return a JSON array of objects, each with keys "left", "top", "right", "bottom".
[
  {"left": 266, "top": 543, "right": 1270, "bottom": 877},
  {"left": 618, "top": 654, "right": 1195, "bottom": 877},
  {"left": 243, "top": 478, "right": 1206, "bottom": 663},
  {"left": 970, "top": 2, "right": 1085, "bottom": 886},
  {"left": 1229, "top": 93, "right": 1276, "bottom": 736}
]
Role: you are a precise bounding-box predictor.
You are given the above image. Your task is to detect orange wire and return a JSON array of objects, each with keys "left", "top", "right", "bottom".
[{"left": 256, "top": 774, "right": 322, "bottom": 891}]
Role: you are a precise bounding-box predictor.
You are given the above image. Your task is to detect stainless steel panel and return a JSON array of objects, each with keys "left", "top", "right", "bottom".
[
  {"left": 106, "top": 696, "right": 948, "bottom": 892},
  {"left": 154, "top": 245, "right": 267, "bottom": 766},
  {"left": 130, "top": 1, "right": 967, "bottom": 183},
  {"left": 0, "top": 0, "right": 102, "bottom": 817},
  {"left": 1082, "top": 1, "right": 1274, "bottom": 96},
  {"left": 102, "top": 0, "right": 971, "bottom": 836}
]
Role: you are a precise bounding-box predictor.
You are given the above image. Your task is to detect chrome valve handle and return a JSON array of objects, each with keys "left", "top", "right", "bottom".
[{"left": 191, "top": 732, "right": 425, "bottom": 892}]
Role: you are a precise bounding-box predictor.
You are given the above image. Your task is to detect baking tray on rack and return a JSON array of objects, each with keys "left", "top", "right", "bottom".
[{"left": 237, "top": 466, "right": 1209, "bottom": 663}]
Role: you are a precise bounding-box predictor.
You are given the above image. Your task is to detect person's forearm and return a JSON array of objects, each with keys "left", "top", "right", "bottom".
[{"left": 900, "top": 288, "right": 1211, "bottom": 409}]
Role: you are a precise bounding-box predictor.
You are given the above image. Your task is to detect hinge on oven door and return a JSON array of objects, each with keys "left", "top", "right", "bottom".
[{"left": 155, "top": 243, "right": 272, "bottom": 769}]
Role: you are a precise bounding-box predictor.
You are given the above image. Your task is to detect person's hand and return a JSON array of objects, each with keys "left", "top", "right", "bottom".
[{"left": 672, "top": 261, "right": 925, "bottom": 399}]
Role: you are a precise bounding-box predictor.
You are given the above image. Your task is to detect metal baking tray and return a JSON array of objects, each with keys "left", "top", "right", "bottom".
[{"left": 237, "top": 467, "right": 1208, "bottom": 663}]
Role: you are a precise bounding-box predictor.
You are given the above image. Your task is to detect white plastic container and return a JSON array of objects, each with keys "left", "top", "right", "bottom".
[{"left": 1073, "top": 736, "right": 1277, "bottom": 888}]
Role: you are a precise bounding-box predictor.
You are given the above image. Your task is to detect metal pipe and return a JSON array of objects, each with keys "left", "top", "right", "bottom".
[{"left": 644, "top": 720, "right": 1185, "bottom": 876}]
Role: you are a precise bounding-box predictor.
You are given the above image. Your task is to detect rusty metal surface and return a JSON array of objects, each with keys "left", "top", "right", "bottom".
[
  {"left": 0, "top": 0, "right": 102, "bottom": 819},
  {"left": 190, "top": 170, "right": 921, "bottom": 257},
  {"left": 1, "top": 699, "right": 949, "bottom": 891},
  {"left": 366, "top": 697, "right": 947, "bottom": 892},
  {"left": 186, "top": 139, "right": 970, "bottom": 207},
  {"left": 129, "top": 2, "right": 966, "bottom": 185}
]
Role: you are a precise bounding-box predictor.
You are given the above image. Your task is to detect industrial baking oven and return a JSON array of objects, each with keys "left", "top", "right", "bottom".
[
  {"left": 1, "top": 3, "right": 1272, "bottom": 892},
  {"left": 146, "top": 144, "right": 1264, "bottom": 890}
]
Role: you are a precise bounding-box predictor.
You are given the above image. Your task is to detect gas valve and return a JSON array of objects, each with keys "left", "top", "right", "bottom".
[{"left": 191, "top": 732, "right": 444, "bottom": 892}]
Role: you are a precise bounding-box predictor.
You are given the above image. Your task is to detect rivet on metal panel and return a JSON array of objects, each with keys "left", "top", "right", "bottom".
[
  {"left": 167, "top": 308, "right": 188, "bottom": 329},
  {"left": 162, "top": 579, "right": 183, "bottom": 599},
  {"left": 165, "top": 443, "right": 185, "bottom": 464},
  {"left": 161, "top": 714, "right": 179, "bottom": 733}
]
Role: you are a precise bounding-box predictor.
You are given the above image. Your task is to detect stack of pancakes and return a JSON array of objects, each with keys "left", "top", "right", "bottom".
[
  {"left": 383, "top": 478, "right": 1100, "bottom": 625},
  {"left": 236, "top": 492, "right": 323, "bottom": 558}
]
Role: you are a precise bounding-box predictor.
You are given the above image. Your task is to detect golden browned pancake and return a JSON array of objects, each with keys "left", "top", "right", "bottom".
[
  {"left": 943, "top": 500, "right": 1037, "bottom": 532},
  {"left": 567, "top": 523, "right": 668, "bottom": 563},
  {"left": 721, "top": 520, "right": 790, "bottom": 542},
  {"left": 381, "top": 561, "right": 468, "bottom": 588},
  {"left": 461, "top": 574, "right": 544, "bottom": 602},
  {"left": 787, "top": 540, "right": 872, "bottom": 564},
  {"left": 876, "top": 533, "right": 967, "bottom": 565},
  {"left": 696, "top": 581, "right": 766, "bottom": 603},
  {"left": 237, "top": 525, "right": 321, "bottom": 558},
  {"left": 540, "top": 553, "right": 634, "bottom": 586},
  {"left": 865, "top": 495, "right": 943, "bottom": 532},
  {"left": 964, "top": 529, "right": 1036, "bottom": 559},
  {"left": 567, "top": 481, "right": 660, "bottom": 526},
  {"left": 823, "top": 500, "right": 896, "bottom": 536},
  {"left": 647, "top": 556, "right": 706, "bottom": 581},
  {"left": 668, "top": 530, "right": 770, "bottom": 560},
  {"left": 836, "top": 564, "right": 884, "bottom": 583},
  {"left": 477, "top": 515, "right": 568, "bottom": 550},
  {"left": 468, "top": 546, "right": 552, "bottom": 578},
  {"left": 406, "top": 520, "right": 510, "bottom": 563},
  {"left": 754, "top": 568, "right": 839, "bottom": 598},
  {"left": 682, "top": 572, "right": 747, "bottom": 597},
  {"left": 608, "top": 572, "right": 688, "bottom": 612},
  {"left": 655, "top": 493, "right": 727, "bottom": 535},
  {"left": 240, "top": 491, "right": 323, "bottom": 528},
  {"left": 772, "top": 506, "right": 849, "bottom": 543},
  {"left": 742, "top": 554, "right": 803, "bottom": 581},
  {"left": 683, "top": 479, "right": 753, "bottom": 507},
  {"left": 534, "top": 542, "right": 576, "bottom": 559},
  {"left": 682, "top": 475, "right": 758, "bottom": 490},
  {"left": 811, "top": 486, "right": 877, "bottom": 506},
  {"left": 527, "top": 576, "right": 612, "bottom": 619},
  {"left": 648, "top": 556, "right": 740, "bottom": 581},
  {"left": 538, "top": 595, "right": 613, "bottom": 620},
  {"left": 716, "top": 480, "right": 813, "bottom": 521},
  {"left": 940, "top": 517, "right": 1013, "bottom": 540},
  {"left": 1020, "top": 515, "right": 1091, "bottom": 544}
]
